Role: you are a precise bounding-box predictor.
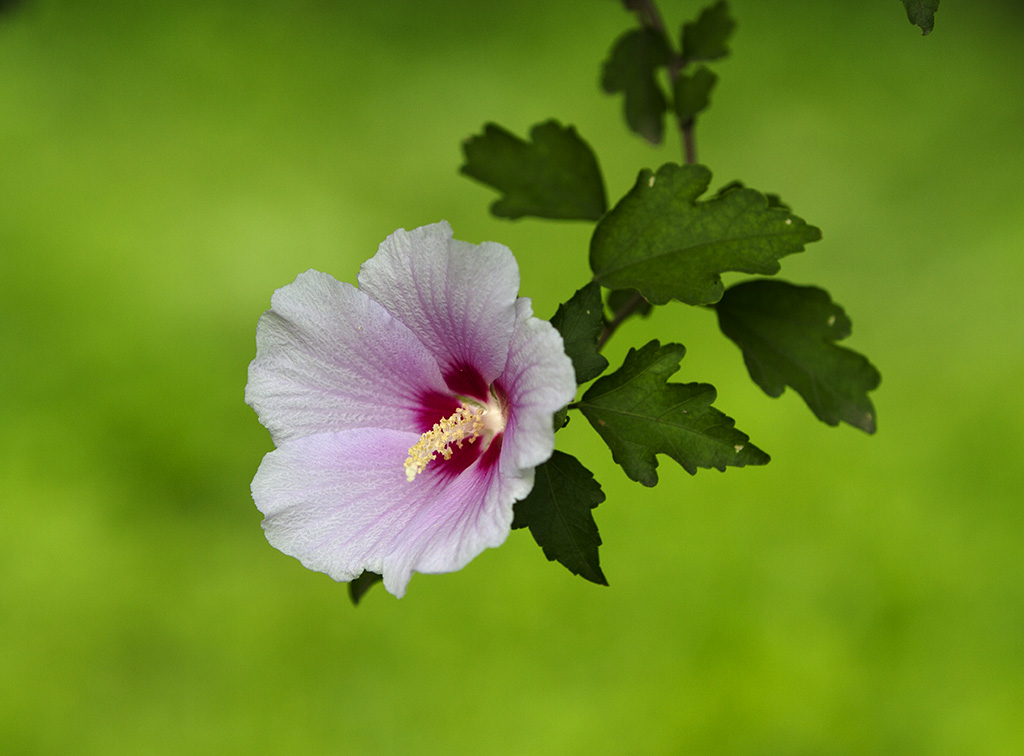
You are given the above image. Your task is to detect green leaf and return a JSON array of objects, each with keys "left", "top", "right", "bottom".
[
  {"left": 578, "top": 340, "right": 770, "bottom": 486},
  {"left": 713, "top": 180, "right": 790, "bottom": 211},
  {"left": 590, "top": 163, "right": 821, "bottom": 306},
  {"left": 681, "top": 0, "right": 736, "bottom": 62},
  {"left": 348, "top": 570, "right": 383, "bottom": 605},
  {"left": 550, "top": 281, "right": 609, "bottom": 384},
  {"left": 460, "top": 120, "right": 607, "bottom": 221},
  {"left": 512, "top": 451, "right": 607, "bottom": 585},
  {"left": 552, "top": 406, "right": 569, "bottom": 432},
  {"left": 601, "top": 27, "right": 672, "bottom": 144},
  {"left": 673, "top": 65, "right": 717, "bottom": 124},
  {"left": 716, "top": 280, "right": 881, "bottom": 433},
  {"left": 902, "top": 0, "right": 939, "bottom": 35}
]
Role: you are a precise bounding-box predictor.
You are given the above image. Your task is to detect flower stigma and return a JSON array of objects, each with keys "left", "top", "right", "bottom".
[{"left": 404, "top": 392, "right": 507, "bottom": 482}]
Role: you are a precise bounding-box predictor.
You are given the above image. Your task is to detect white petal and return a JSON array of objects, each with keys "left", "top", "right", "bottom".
[
  {"left": 498, "top": 298, "right": 578, "bottom": 478},
  {"left": 357, "top": 222, "right": 520, "bottom": 392},
  {"left": 245, "top": 269, "right": 450, "bottom": 444},
  {"left": 253, "top": 429, "right": 513, "bottom": 598}
]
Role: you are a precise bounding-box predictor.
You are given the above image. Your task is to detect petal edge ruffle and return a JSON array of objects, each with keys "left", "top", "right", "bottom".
[
  {"left": 497, "top": 298, "right": 577, "bottom": 478},
  {"left": 253, "top": 429, "right": 513, "bottom": 598}
]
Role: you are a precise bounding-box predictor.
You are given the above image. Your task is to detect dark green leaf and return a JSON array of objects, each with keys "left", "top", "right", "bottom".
[
  {"left": 673, "top": 65, "right": 717, "bottom": 124},
  {"left": 578, "top": 340, "right": 769, "bottom": 486},
  {"left": 550, "top": 281, "right": 609, "bottom": 384},
  {"left": 348, "top": 571, "right": 383, "bottom": 605},
  {"left": 512, "top": 451, "right": 607, "bottom": 585},
  {"left": 601, "top": 27, "right": 672, "bottom": 144},
  {"left": 460, "top": 120, "right": 607, "bottom": 220},
  {"left": 590, "top": 163, "right": 821, "bottom": 306},
  {"left": 714, "top": 181, "right": 789, "bottom": 211},
  {"left": 552, "top": 405, "right": 569, "bottom": 432},
  {"left": 902, "top": 0, "right": 939, "bottom": 35},
  {"left": 681, "top": 0, "right": 736, "bottom": 62},
  {"left": 716, "top": 280, "right": 881, "bottom": 433}
]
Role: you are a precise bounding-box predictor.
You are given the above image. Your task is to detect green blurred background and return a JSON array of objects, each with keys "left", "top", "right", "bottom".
[{"left": 2, "top": 1, "right": 1022, "bottom": 753}]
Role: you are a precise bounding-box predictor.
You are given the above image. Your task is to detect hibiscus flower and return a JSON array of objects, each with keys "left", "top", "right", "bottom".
[{"left": 245, "top": 222, "right": 576, "bottom": 597}]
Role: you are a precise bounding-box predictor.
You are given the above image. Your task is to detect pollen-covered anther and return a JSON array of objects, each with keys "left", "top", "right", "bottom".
[{"left": 404, "top": 404, "right": 487, "bottom": 482}]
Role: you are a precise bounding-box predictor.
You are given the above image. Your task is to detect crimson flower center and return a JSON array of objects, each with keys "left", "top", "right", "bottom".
[{"left": 404, "top": 391, "right": 507, "bottom": 481}]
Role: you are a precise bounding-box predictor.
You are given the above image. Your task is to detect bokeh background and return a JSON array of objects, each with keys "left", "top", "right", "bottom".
[{"left": 2, "top": 1, "right": 1022, "bottom": 753}]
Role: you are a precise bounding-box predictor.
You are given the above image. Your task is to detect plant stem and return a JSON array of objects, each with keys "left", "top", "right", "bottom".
[
  {"left": 597, "top": 290, "right": 647, "bottom": 352},
  {"left": 682, "top": 120, "right": 697, "bottom": 164},
  {"left": 623, "top": 0, "right": 693, "bottom": 163},
  {"left": 599, "top": 0, "right": 697, "bottom": 351},
  {"left": 623, "top": 0, "right": 668, "bottom": 37}
]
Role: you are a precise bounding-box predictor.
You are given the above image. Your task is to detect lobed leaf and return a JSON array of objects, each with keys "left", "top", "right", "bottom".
[
  {"left": 681, "top": 0, "right": 736, "bottom": 63},
  {"left": 601, "top": 27, "right": 672, "bottom": 144},
  {"left": 673, "top": 65, "right": 717, "bottom": 124},
  {"left": 716, "top": 280, "right": 881, "bottom": 433},
  {"left": 902, "top": 0, "right": 939, "bottom": 35},
  {"left": 550, "top": 281, "right": 609, "bottom": 384},
  {"left": 590, "top": 163, "right": 821, "bottom": 306},
  {"left": 578, "top": 340, "right": 769, "bottom": 486},
  {"left": 713, "top": 180, "right": 790, "bottom": 211},
  {"left": 512, "top": 451, "right": 607, "bottom": 585},
  {"left": 460, "top": 120, "right": 607, "bottom": 220}
]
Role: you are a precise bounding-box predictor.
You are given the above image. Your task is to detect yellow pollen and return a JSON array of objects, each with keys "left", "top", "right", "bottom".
[{"left": 404, "top": 404, "right": 486, "bottom": 482}]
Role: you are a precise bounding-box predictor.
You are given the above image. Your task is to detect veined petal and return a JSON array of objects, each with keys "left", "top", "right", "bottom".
[
  {"left": 357, "top": 222, "right": 519, "bottom": 396},
  {"left": 498, "top": 298, "right": 578, "bottom": 477},
  {"left": 253, "top": 429, "right": 512, "bottom": 598},
  {"left": 383, "top": 443, "right": 511, "bottom": 594},
  {"left": 245, "top": 269, "right": 450, "bottom": 444}
]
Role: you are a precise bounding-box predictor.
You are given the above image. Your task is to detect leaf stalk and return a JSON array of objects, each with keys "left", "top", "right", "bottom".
[{"left": 597, "top": 289, "right": 647, "bottom": 351}]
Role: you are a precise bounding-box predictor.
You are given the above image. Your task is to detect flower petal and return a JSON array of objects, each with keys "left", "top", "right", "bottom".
[
  {"left": 253, "top": 429, "right": 513, "bottom": 598},
  {"left": 357, "top": 222, "right": 520, "bottom": 396},
  {"left": 245, "top": 269, "right": 450, "bottom": 444},
  {"left": 497, "top": 298, "right": 578, "bottom": 479}
]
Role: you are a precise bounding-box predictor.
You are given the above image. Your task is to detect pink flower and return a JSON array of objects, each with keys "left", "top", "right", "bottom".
[{"left": 245, "top": 222, "right": 576, "bottom": 597}]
